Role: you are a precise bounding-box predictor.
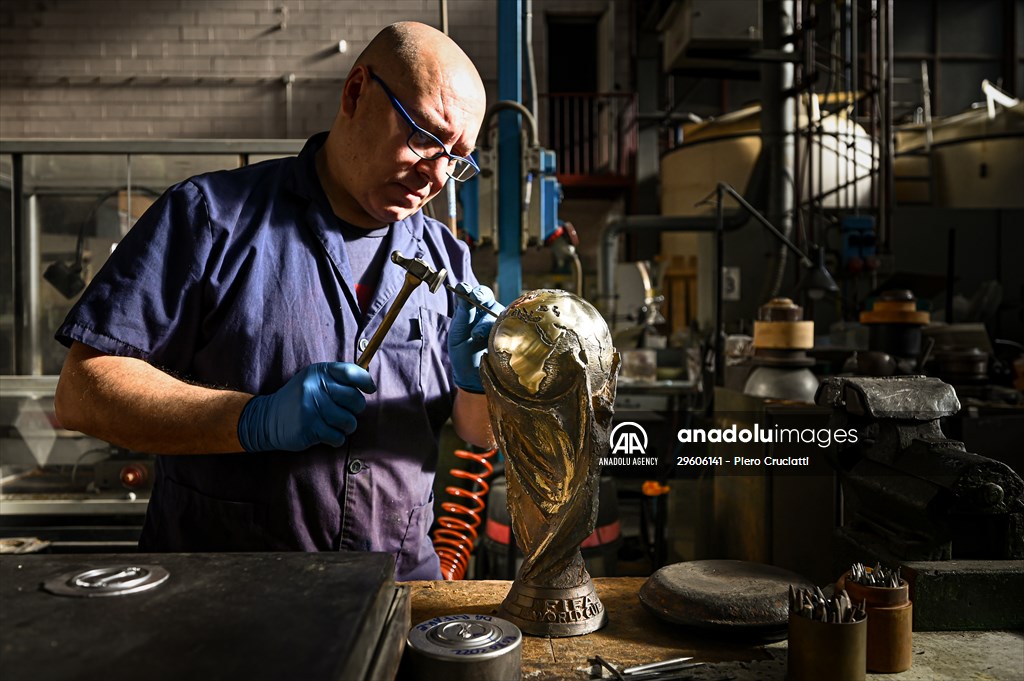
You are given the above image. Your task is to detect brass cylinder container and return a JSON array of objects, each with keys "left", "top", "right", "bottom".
[
  {"left": 840, "top": 573, "right": 914, "bottom": 673},
  {"left": 787, "top": 612, "right": 867, "bottom": 681}
]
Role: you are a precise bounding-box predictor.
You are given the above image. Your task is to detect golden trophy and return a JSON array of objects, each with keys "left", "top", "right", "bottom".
[{"left": 480, "top": 289, "right": 620, "bottom": 637}]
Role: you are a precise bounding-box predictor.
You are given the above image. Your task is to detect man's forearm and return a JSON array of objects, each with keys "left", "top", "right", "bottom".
[
  {"left": 54, "top": 342, "right": 252, "bottom": 455},
  {"left": 451, "top": 389, "right": 496, "bottom": 449}
]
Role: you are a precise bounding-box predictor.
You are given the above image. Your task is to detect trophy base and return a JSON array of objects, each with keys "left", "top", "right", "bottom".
[{"left": 498, "top": 580, "right": 608, "bottom": 637}]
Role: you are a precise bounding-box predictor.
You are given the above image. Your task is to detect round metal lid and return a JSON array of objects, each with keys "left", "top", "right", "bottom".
[
  {"left": 408, "top": 615, "right": 522, "bottom": 661},
  {"left": 639, "top": 560, "right": 813, "bottom": 640},
  {"left": 43, "top": 565, "right": 170, "bottom": 597}
]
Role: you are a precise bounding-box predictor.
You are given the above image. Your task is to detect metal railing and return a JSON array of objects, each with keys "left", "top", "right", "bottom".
[{"left": 539, "top": 92, "right": 638, "bottom": 185}]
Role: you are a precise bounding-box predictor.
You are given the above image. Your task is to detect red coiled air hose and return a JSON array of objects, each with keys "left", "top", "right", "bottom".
[{"left": 432, "top": 448, "right": 497, "bottom": 580}]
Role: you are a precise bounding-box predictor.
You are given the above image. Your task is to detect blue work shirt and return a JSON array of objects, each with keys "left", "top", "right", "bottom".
[{"left": 56, "top": 133, "right": 477, "bottom": 580}]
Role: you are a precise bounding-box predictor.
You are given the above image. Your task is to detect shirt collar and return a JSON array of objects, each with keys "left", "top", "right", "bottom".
[{"left": 284, "top": 131, "right": 331, "bottom": 210}]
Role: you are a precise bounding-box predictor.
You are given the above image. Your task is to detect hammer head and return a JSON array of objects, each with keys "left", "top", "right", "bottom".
[{"left": 390, "top": 251, "right": 448, "bottom": 293}]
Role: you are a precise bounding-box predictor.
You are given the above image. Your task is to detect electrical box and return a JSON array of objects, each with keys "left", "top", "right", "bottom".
[
  {"left": 840, "top": 215, "right": 877, "bottom": 274},
  {"left": 659, "top": 0, "right": 762, "bottom": 72},
  {"left": 527, "top": 147, "right": 561, "bottom": 248},
  {"left": 474, "top": 141, "right": 560, "bottom": 253}
]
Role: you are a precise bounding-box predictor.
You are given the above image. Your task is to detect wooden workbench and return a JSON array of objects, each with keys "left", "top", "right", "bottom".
[
  {"left": 406, "top": 578, "right": 1023, "bottom": 681},
  {"left": 406, "top": 577, "right": 782, "bottom": 680}
]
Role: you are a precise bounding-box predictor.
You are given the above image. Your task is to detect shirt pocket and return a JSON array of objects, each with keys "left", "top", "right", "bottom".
[
  {"left": 373, "top": 306, "right": 425, "bottom": 401},
  {"left": 418, "top": 306, "right": 453, "bottom": 399},
  {"left": 153, "top": 477, "right": 270, "bottom": 552},
  {"left": 397, "top": 492, "right": 442, "bottom": 580}
]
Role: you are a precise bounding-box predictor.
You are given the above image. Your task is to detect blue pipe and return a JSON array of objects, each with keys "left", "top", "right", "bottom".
[{"left": 496, "top": 0, "right": 522, "bottom": 305}]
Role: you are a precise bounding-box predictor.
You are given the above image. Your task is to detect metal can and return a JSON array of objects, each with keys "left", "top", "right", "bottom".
[{"left": 404, "top": 614, "right": 522, "bottom": 681}]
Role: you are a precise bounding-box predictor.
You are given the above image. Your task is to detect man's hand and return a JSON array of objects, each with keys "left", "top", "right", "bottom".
[
  {"left": 448, "top": 283, "right": 504, "bottom": 393},
  {"left": 237, "top": 362, "right": 376, "bottom": 452}
]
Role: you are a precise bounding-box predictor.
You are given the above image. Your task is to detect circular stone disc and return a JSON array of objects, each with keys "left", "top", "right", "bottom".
[{"left": 639, "top": 560, "right": 813, "bottom": 639}]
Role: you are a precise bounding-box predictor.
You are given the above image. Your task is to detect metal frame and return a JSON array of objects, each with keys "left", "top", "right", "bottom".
[
  {"left": 791, "top": 0, "right": 893, "bottom": 252},
  {"left": 0, "top": 139, "right": 302, "bottom": 156},
  {"left": 2, "top": 139, "right": 305, "bottom": 375}
]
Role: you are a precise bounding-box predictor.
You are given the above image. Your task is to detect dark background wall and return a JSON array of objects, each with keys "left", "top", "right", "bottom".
[{"left": 0, "top": 0, "right": 632, "bottom": 139}]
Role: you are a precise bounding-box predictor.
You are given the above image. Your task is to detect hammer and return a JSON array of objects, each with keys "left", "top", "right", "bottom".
[{"left": 356, "top": 251, "right": 448, "bottom": 369}]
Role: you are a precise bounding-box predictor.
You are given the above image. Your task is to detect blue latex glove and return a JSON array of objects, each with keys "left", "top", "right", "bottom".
[
  {"left": 448, "top": 283, "right": 504, "bottom": 393},
  {"left": 238, "top": 362, "right": 376, "bottom": 452}
]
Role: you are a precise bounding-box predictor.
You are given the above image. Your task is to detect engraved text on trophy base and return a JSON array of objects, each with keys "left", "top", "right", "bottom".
[{"left": 498, "top": 581, "right": 608, "bottom": 637}]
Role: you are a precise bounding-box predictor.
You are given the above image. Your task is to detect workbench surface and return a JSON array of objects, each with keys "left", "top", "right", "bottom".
[{"left": 407, "top": 577, "right": 1023, "bottom": 681}]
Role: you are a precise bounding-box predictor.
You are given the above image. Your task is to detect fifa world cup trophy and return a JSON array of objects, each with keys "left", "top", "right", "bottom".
[{"left": 480, "top": 290, "right": 620, "bottom": 636}]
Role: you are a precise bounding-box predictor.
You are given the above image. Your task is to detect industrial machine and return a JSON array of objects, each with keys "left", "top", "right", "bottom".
[
  {"left": 817, "top": 374, "right": 1023, "bottom": 631},
  {"left": 818, "top": 375, "right": 1023, "bottom": 562},
  {"left": 0, "top": 376, "right": 151, "bottom": 551},
  {"left": 852, "top": 289, "right": 932, "bottom": 376},
  {"left": 469, "top": 120, "right": 562, "bottom": 254},
  {"left": 742, "top": 297, "right": 818, "bottom": 402}
]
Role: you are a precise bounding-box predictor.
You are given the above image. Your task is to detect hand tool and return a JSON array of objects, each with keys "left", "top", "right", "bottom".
[
  {"left": 444, "top": 281, "right": 500, "bottom": 318},
  {"left": 622, "top": 658, "right": 694, "bottom": 675},
  {"left": 790, "top": 585, "right": 865, "bottom": 623},
  {"left": 590, "top": 655, "right": 704, "bottom": 681},
  {"left": 849, "top": 562, "right": 901, "bottom": 588},
  {"left": 592, "top": 655, "right": 625, "bottom": 681},
  {"left": 619, "top": 666, "right": 705, "bottom": 681},
  {"left": 356, "top": 251, "right": 447, "bottom": 369}
]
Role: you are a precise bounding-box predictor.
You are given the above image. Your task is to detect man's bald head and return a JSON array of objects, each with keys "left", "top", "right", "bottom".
[{"left": 354, "top": 22, "right": 484, "bottom": 104}]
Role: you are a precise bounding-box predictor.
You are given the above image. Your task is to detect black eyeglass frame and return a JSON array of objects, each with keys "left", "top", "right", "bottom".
[{"left": 369, "top": 72, "right": 480, "bottom": 182}]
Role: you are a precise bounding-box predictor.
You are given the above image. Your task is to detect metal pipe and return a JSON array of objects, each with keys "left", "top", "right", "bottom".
[
  {"left": 805, "top": 0, "right": 816, "bottom": 237},
  {"left": 440, "top": 0, "right": 453, "bottom": 239},
  {"left": 497, "top": 0, "right": 524, "bottom": 304},
  {"left": 720, "top": 183, "right": 812, "bottom": 266},
  {"left": 843, "top": 1, "right": 852, "bottom": 209},
  {"left": 524, "top": 0, "right": 538, "bottom": 126},
  {"left": 946, "top": 228, "right": 955, "bottom": 324},
  {"left": 445, "top": 180, "right": 457, "bottom": 236},
  {"left": 881, "top": 0, "right": 894, "bottom": 250},
  {"left": 125, "top": 153, "right": 132, "bottom": 236},
  {"left": 922, "top": 61, "right": 933, "bottom": 150},
  {"left": 852, "top": 0, "right": 859, "bottom": 214},
  {"left": 481, "top": 100, "right": 537, "bottom": 149},
  {"left": 600, "top": 215, "right": 710, "bottom": 313},
  {"left": 870, "top": 0, "right": 879, "bottom": 213},
  {"left": 570, "top": 250, "right": 582, "bottom": 296},
  {"left": 715, "top": 184, "right": 724, "bottom": 388},
  {"left": 11, "top": 153, "right": 25, "bottom": 373},
  {"left": 26, "top": 192, "right": 40, "bottom": 374},
  {"left": 283, "top": 73, "right": 295, "bottom": 138},
  {"left": 761, "top": 0, "right": 796, "bottom": 300},
  {"left": 793, "top": 1, "right": 804, "bottom": 251}
]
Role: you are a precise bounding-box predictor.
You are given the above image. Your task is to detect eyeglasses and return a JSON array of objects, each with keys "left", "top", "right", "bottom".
[{"left": 370, "top": 72, "right": 480, "bottom": 182}]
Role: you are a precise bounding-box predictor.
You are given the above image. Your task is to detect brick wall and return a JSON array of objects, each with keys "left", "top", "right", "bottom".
[{"left": 0, "top": 0, "right": 631, "bottom": 140}]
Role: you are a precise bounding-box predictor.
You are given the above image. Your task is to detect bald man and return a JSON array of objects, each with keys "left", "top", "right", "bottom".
[{"left": 53, "top": 23, "right": 500, "bottom": 580}]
